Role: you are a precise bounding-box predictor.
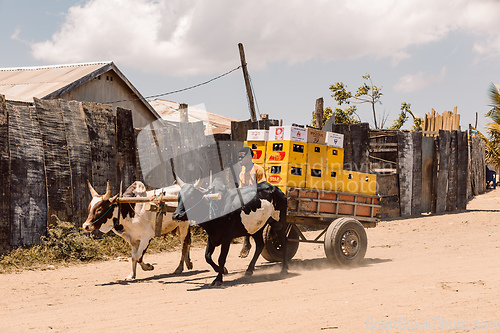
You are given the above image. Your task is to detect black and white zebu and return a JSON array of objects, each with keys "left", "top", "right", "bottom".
[
  {"left": 82, "top": 181, "right": 193, "bottom": 280},
  {"left": 172, "top": 177, "right": 289, "bottom": 286}
]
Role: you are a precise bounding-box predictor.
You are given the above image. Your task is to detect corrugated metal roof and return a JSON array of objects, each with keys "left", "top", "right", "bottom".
[
  {"left": 0, "top": 62, "right": 111, "bottom": 102},
  {"left": 149, "top": 98, "right": 237, "bottom": 135}
]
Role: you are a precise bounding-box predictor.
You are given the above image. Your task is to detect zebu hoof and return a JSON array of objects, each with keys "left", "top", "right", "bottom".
[
  {"left": 211, "top": 279, "right": 223, "bottom": 286},
  {"left": 186, "top": 261, "right": 193, "bottom": 270},
  {"left": 223, "top": 267, "right": 228, "bottom": 275},
  {"left": 239, "top": 247, "right": 250, "bottom": 258},
  {"left": 125, "top": 274, "right": 135, "bottom": 281},
  {"left": 141, "top": 263, "right": 154, "bottom": 271},
  {"left": 245, "top": 270, "right": 254, "bottom": 276}
]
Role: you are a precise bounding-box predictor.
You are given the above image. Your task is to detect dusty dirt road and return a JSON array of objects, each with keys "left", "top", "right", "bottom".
[{"left": 1, "top": 189, "right": 500, "bottom": 333}]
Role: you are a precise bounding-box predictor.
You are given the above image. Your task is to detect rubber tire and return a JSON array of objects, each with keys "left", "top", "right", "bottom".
[
  {"left": 261, "top": 224, "right": 299, "bottom": 262},
  {"left": 324, "top": 217, "right": 367, "bottom": 266}
]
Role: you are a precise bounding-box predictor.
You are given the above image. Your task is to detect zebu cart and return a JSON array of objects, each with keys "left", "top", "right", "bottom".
[{"left": 261, "top": 187, "right": 381, "bottom": 266}]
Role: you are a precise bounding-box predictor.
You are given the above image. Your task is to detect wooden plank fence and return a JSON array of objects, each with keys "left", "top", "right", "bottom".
[
  {"left": 339, "top": 124, "right": 485, "bottom": 218},
  {"left": 0, "top": 96, "right": 10, "bottom": 253},
  {"left": 423, "top": 107, "right": 460, "bottom": 136},
  {"left": 7, "top": 103, "right": 47, "bottom": 245},
  {"left": 0, "top": 96, "right": 241, "bottom": 253}
]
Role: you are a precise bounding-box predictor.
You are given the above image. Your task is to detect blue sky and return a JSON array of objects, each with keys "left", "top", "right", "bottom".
[{"left": 1, "top": 0, "right": 500, "bottom": 132}]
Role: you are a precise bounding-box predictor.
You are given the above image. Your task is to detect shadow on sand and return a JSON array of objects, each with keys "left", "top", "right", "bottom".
[{"left": 95, "top": 256, "right": 391, "bottom": 289}]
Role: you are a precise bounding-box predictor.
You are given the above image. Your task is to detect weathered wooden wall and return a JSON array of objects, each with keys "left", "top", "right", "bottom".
[
  {"left": 333, "top": 123, "right": 370, "bottom": 172},
  {"left": 397, "top": 131, "right": 424, "bottom": 217},
  {"left": 0, "top": 97, "right": 144, "bottom": 253},
  {"left": 469, "top": 136, "right": 486, "bottom": 197},
  {"left": 61, "top": 100, "right": 93, "bottom": 227},
  {"left": 0, "top": 96, "right": 10, "bottom": 253},
  {"left": 339, "top": 124, "right": 484, "bottom": 218},
  {"left": 8, "top": 103, "right": 47, "bottom": 246}
]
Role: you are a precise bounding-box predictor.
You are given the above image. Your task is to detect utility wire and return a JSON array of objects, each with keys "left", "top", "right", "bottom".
[
  {"left": 248, "top": 73, "right": 261, "bottom": 120},
  {"left": 108, "top": 65, "right": 242, "bottom": 104}
]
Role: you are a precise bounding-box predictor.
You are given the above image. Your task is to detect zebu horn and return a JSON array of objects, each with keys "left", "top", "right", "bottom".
[
  {"left": 194, "top": 166, "right": 204, "bottom": 189},
  {"left": 176, "top": 175, "right": 186, "bottom": 187},
  {"left": 194, "top": 177, "right": 202, "bottom": 189},
  {"left": 87, "top": 180, "right": 99, "bottom": 198},
  {"left": 103, "top": 181, "right": 112, "bottom": 201}
]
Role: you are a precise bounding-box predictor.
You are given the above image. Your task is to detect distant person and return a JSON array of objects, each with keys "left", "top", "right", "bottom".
[{"left": 238, "top": 146, "right": 266, "bottom": 186}]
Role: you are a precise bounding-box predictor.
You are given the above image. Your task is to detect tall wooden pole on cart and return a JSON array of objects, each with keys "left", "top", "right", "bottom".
[{"left": 238, "top": 43, "right": 257, "bottom": 122}]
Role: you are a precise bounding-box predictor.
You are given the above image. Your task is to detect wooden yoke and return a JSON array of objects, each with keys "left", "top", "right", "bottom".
[{"left": 114, "top": 193, "right": 222, "bottom": 237}]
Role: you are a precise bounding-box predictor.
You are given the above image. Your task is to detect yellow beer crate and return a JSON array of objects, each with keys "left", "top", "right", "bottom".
[
  {"left": 342, "top": 170, "right": 360, "bottom": 194},
  {"left": 244, "top": 141, "right": 267, "bottom": 165},
  {"left": 266, "top": 163, "right": 306, "bottom": 192},
  {"left": 307, "top": 143, "right": 327, "bottom": 168},
  {"left": 266, "top": 141, "right": 307, "bottom": 165},
  {"left": 326, "top": 147, "right": 344, "bottom": 170},
  {"left": 305, "top": 165, "right": 325, "bottom": 190},
  {"left": 324, "top": 169, "right": 360, "bottom": 194},
  {"left": 323, "top": 168, "right": 342, "bottom": 192},
  {"left": 358, "top": 172, "right": 377, "bottom": 195}
]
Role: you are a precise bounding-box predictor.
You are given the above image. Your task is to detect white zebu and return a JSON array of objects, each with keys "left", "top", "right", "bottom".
[{"left": 82, "top": 181, "right": 192, "bottom": 280}]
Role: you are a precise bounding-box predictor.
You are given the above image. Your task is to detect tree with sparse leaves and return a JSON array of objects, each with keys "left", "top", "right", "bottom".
[
  {"left": 390, "top": 102, "right": 423, "bottom": 131},
  {"left": 311, "top": 74, "right": 422, "bottom": 129},
  {"left": 310, "top": 106, "right": 360, "bottom": 127},
  {"left": 329, "top": 74, "right": 383, "bottom": 128}
]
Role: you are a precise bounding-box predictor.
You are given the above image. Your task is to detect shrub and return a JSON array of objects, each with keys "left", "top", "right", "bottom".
[{"left": 0, "top": 216, "right": 208, "bottom": 273}]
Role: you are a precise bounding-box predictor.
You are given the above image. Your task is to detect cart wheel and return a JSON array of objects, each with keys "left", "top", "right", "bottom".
[
  {"left": 261, "top": 224, "right": 299, "bottom": 262},
  {"left": 324, "top": 217, "right": 367, "bottom": 266}
]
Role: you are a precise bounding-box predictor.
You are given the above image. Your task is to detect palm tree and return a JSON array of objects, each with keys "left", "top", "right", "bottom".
[{"left": 485, "top": 83, "right": 500, "bottom": 168}]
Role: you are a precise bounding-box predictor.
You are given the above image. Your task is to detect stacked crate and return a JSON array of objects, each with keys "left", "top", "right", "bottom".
[
  {"left": 244, "top": 126, "right": 377, "bottom": 195},
  {"left": 305, "top": 128, "right": 327, "bottom": 191},
  {"left": 244, "top": 129, "right": 268, "bottom": 168},
  {"left": 265, "top": 126, "right": 307, "bottom": 194},
  {"left": 324, "top": 132, "right": 347, "bottom": 192}
]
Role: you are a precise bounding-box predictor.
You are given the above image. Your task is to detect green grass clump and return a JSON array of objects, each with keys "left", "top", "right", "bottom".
[{"left": 0, "top": 216, "right": 207, "bottom": 274}]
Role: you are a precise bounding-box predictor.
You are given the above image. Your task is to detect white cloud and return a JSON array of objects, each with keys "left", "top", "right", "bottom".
[
  {"left": 29, "top": 0, "right": 500, "bottom": 76},
  {"left": 394, "top": 67, "right": 447, "bottom": 93}
]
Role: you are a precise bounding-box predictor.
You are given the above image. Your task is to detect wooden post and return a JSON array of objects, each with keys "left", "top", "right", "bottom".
[
  {"left": 398, "top": 132, "right": 413, "bottom": 217},
  {"left": 0, "top": 95, "right": 10, "bottom": 253},
  {"left": 34, "top": 98, "right": 74, "bottom": 226},
  {"left": 238, "top": 43, "right": 257, "bottom": 122},
  {"left": 436, "top": 130, "right": 450, "bottom": 213},
  {"left": 457, "top": 131, "right": 468, "bottom": 210},
  {"left": 315, "top": 97, "right": 324, "bottom": 129},
  {"left": 62, "top": 100, "right": 93, "bottom": 227},
  {"left": 446, "top": 130, "right": 458, "bottom": 211},
  {"left": 411, "top": 131, "right": 422, "bottom": 215}
]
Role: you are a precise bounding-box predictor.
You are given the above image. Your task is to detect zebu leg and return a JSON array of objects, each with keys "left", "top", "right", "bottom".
[
  {"left": 212, "top": 241, "right": 230, "bottom": 286},
  {"left": 125, "top": 238, "right": 153, "bottom": 280},
  {"left": 280, "top": 213, "right": 289, "bottom": 274},
  {"left": 205, "top": 239, "right": 219, "bottom": 273},
  {"left": 246, "top": 230, "right": 264, "bottom": 276},
  {"left": 137, "top": 238, "right": 154, "bottom": 272},
  {"left": 174, "top": 222, "right": 193, "bottom": 274},
  {"left": 125, "top": 238, "right": 141, "bottom": 280},
  {"left": 205, "top": 239, "right": 229, "bottom": 276},
  {"left": 239, "top": 235, "right": 252, "bottom": 258}
]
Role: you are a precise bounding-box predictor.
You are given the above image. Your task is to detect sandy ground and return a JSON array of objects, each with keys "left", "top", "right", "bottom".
[{"left": 1, "top": 190, "right": 500, "bottom": 333}]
